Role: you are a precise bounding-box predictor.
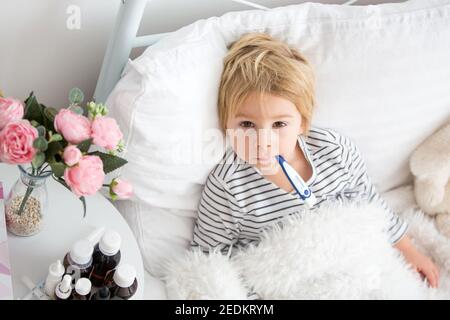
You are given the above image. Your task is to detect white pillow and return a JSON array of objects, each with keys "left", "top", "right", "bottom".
[{"left": 106, "top": 0, "right": 450, "bottom": 278}]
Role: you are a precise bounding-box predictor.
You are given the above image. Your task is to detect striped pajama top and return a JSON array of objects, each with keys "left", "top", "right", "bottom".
[{"left": 191, "top": 126, "right": 408, "bottom": 258}]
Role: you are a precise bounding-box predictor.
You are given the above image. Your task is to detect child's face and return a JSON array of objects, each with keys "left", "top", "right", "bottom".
[{"left": 226, "top": 91, "right": 303, "bottom": 174}]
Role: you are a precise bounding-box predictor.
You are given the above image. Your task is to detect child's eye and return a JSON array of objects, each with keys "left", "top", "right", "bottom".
[
  {"left": 239, "top": 121, "right": 255, "bottom": 128},
  {"left": 273, "top": 121, "right": 287, "bottom": 128}
]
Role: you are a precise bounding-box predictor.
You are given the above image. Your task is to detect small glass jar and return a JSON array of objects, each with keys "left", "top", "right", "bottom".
[{"left": 4, "top": 165, "right": 51, "bottom": 236}]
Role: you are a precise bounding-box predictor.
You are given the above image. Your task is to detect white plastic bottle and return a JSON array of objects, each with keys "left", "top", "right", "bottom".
[
  {"left": 44, "top": 260, "right": 65, "bottom": 298},
  {"left": 55, "top": 275, "right": 73, "bottom": 300}
]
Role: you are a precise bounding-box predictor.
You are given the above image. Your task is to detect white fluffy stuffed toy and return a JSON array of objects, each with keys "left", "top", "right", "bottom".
[{"left": 410, "top": 124, "right": 450, "bottom": 237}]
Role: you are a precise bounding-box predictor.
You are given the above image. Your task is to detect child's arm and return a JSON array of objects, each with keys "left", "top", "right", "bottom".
[
  {"left": 394, "top": 234, "right": 440, "bottom": 288},
  {"left": 191, "top": 173, "right": 239, "bottom": 255},
  {"left": 341, "top": 134, "right": 440, "bottom": 287},
  {"left": 191, "top": 173, "right": 261, "bottom": 298},
  {"left": 340, "top": 135, "right": 408, "bottom": 245}
]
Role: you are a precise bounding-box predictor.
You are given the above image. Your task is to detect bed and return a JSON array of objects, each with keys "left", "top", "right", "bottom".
[{"left": 93, "top": 0, "right": 450, "bottom": 299}]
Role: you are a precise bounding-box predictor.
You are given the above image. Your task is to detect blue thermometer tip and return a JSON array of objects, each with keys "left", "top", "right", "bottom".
[{"left": 275, "top": 155, "right": 284, "bottom": 163}]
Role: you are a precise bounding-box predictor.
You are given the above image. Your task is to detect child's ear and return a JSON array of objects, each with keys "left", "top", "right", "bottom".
[{"left": 298, "top": 123, "right": 305, "bottom": 135}]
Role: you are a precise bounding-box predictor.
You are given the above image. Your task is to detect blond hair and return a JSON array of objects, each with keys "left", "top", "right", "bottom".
[{"left": 218, "top": 32, "right": 316, "bottom": 134}]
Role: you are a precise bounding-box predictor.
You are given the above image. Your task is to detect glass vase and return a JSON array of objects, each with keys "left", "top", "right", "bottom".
[{"left": 4, "top": 165, "right": 51, "bottom": 237}]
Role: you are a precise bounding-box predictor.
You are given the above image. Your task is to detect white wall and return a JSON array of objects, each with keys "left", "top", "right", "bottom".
[{"left": 0, "top": 0, "right": 403, "bottom": 108}]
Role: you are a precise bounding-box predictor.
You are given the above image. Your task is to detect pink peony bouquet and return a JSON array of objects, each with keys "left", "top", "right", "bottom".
[{"left": 0, "top": 88, "right": 133, "bottom": 216}]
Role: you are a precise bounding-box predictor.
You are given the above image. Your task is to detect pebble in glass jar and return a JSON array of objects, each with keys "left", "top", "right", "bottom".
[{"left": 4, "top": 165, "right": 51, "bottom": 236}]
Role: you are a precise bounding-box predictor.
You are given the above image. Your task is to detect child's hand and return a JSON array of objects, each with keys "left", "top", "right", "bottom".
[
  {"left": 404, "top": 248, "right": 440, "bottom": 288},
  {"left": 395, "top": 235, "right": 440, "bottom": 288}
]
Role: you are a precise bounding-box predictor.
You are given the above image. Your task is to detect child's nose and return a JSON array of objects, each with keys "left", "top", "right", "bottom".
[
  {"left": 257, "top": 133, "right": 271, "bottom": 148},
  {"left": 256, "top": 128, "right": 276, "bottom": 149}
]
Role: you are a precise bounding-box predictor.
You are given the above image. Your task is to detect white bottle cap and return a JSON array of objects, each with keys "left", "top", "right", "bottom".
[
  {"left": 113, "top": 264, "right": 136, "bottom": 288},
  {"left": 49, "top": 260, "right": 65, "bottom": 277},
  {"left": 60, "top": 275, "right": 72, "bottom": 291},
  {"left": 99, "top": 230, "right": 121, "bottom": 256},
  {"left": 75, "top": 278, "right": 92, "bottom": 296},
  {"left": 56, "top": 275, "right": 72, "bottom": 299},
  {"left": 70, "top": 239, "right": 93, "bottom": 265}
]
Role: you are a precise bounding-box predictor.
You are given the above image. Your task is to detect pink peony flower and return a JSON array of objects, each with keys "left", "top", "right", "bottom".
[
  {"left": 111, "top": 178, "right": 133, "bottom": 200},
  {"left": 91, "top": 116, "right": 123, "bottom": 150},
  {"left": 0, "top": 120, "right": 38, "bottom": 164},
  {"left": 54, "top": 109, "right": 91, "bottom": 144},
  {"left": 63, "top": 145, "right": 82, "bottom": 167},
  {"left": 64, "top": 155, "right": 105, "bottom": 197},
  {"left": 0, "top": 97, "right": 24, "bottom": 130}
]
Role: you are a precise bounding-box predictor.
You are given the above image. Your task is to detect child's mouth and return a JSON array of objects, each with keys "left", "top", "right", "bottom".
[{"left": 256, "top": 156, "right": 273, "bottom": 165}]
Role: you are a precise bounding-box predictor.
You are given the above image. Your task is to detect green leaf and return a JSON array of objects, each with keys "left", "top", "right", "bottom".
[
  {"left": 32, "top": 152, "right": 46, "bottom": 169},
  {"left": 80, "top": 196, "right": 87, "bottom": 218},
  {"left": 49, "top": 161, "right": 66, "bottom": 177},
  {"left": 89, "top": 151, "right": 128, "bottom": 174},
  {"left": 33, "top": 137, "right": 48, "bottom": 151},
  {"left": 46, "top": 141, "right": 64, "bottom": 158},
  {"left": 36, "top": 126, "right": 46, "bottom": 137},
  {"left": 77, "top": 139, "right": 92, "bottom": 153},
  {"left": 44, "top": 106, "right": 58, "bottom": 118},
  {"left": 24, "top": 92, "right": 44, "bottom": 124},
  {"left": 43, "top": 107, "right": 58, "bottom": 131},
  {"left": 40, "top": 104, "right": 49, "bottom": 129},
  {"left": 49, "top": 133, "right": 63, "bottom": 143},
  {"left": 69, "top": 88, "right": 84, "bottom": 105},
  {"left": 68, "top": 105, "right": 84, "bottom": 115},
  {"left": 53, "top": 175, "right": 69, "bottom": 189}
]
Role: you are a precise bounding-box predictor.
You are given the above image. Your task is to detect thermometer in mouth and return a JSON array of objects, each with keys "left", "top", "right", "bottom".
[{"left": 275, "top": 154, "right": 317, "bottom": 208}]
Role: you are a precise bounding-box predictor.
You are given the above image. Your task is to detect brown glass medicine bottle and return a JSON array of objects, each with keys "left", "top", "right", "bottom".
[
  {"left": 90, "top": 230, "right": 121, "bottom": 287},
  {"left": 104, "top": 264, "right": 138, "bottom": 300}
]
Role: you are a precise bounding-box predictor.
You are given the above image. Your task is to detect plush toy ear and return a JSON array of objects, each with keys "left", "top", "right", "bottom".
[
  {"left": 415, "top": 177, "right": 446, "bottom": 208},
  {"left": 409, "top": 150, "right": 426, "bottom": 177},
  {"left": 410, "top": 123, "right": 450, "bottom": 177}
]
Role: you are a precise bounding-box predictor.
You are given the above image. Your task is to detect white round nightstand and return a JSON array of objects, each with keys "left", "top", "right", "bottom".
[{"left": 0, "top": 164, "right": 145, "bottom": 300}]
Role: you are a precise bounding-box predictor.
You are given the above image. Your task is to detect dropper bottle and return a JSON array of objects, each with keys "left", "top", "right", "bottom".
[
  {"left": 55, "top": 275, "right": 73, "bottom": 300},
  {"left": 44, "top": 260, "right": 65, "bottom": 298}
]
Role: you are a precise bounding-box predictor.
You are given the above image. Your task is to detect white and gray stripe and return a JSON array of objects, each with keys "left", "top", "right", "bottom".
[{"left": 191, "top": 126, "right": 408, "bottom": 299}]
